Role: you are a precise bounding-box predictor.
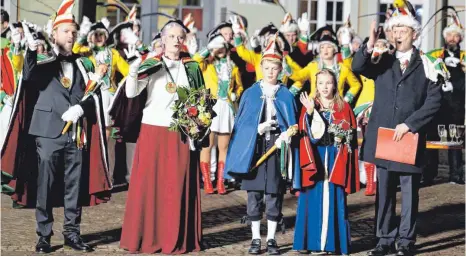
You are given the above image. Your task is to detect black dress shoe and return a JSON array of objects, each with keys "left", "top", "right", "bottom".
[
  {"left": 248, "top": 239, "right": 261, "bottom": 255},
  {"left": 396, "top": 246, "right": 414, "bottom": 256},
  {"left": 35, "top": 236, "right": 52, "bottom": 253},
  {"left": 266, "top": 239, "right": 280, "bottom": 255},
  {"left": 368, "top": 245, "right": 392, "bottom": 256},
  {"left": 64, "top": 236, "right": 93, "bottom": 252}
]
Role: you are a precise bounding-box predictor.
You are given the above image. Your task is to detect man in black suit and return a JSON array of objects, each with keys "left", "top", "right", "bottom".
[
  {"left": 18, "top": 0, "right": 109, "bottom": 253},
  {"left": 352, "top": 2, "right": 444, "bottom": 256}
]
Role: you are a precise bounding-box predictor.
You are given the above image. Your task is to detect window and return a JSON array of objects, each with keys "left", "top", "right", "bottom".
[
  {"left": 157, "top": 0, "right": 203, "bottom": 31},
  {"left": 326, "top": 0, "right": 344, "bottom": 31},
  {"left": 299, "top": 0, "right": 318, "bottom": 34}
]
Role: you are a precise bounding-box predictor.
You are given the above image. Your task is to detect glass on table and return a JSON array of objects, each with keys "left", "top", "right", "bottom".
[
  {"left": 456, "top": 125, "right": 465, "bottom": 143},
  {"left": 449, "top": 124, "right": 457, "bottom": 143},
  {"left": 438, "top": 124, "right": 447, "bottom": 142}
]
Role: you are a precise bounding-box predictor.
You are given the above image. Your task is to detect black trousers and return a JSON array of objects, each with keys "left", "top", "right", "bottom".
[
  {"left": 425, "top": 149, "right": 464, "bottom": 182},
  {"left": 35, "top": 133, "right": 83, "bottom": 238},
  {"left": 247, "top": 191, "right": 283, "bottom": 221},
  {"left": 375, "top": 167, "right": 421, "bottom": 247}
]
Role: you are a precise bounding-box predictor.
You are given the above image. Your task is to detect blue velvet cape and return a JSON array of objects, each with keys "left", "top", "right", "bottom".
[{"left": 224, "top": 81, "right": 301, "bottom": 189}]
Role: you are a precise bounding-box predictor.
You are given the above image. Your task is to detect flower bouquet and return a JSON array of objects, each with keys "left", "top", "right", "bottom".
[
  {"left": 169, "top": 87, "right": 217, "bottom": 141},
  {"left": 327, "top": 120, "right": 354, "bottom": 153}
]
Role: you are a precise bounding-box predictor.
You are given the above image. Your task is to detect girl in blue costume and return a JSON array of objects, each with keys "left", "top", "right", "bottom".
[
  {"left": 293, "top": 69, "right": 360, "bottom": 255},
  {"left": 224, "top": 34, "right": 300, "bottom": 255}
]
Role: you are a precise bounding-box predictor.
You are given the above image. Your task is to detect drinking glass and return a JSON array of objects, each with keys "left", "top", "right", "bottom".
[
  {"left": 449, "top": 124, "right": 457, "bottom": 143},
  {"left": 456, "top": 125, "right": 465, "bottom": 143},
  {"left": 438, "top": 125, "right": 446, "bottom": 142}
]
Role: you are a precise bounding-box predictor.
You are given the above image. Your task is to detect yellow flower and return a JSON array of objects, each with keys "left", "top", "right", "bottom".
[{"left": 199, "top": 112, "right": 211, "bottom": 126}]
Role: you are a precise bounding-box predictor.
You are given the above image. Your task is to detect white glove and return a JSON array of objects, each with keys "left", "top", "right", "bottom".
[
  {"left": 21, "top": 22, "right": 37, "bottom": 51},
  {"left": 274, "top": 131, "right": 291, "bottom": 149},
  {"left": 121, "top": 28, "right": 139, "bottom": 45},
  {"left": 129, "top": 56, "right": 143, "bottom": 76},
  {"left": 79, "top": 16, "right": 92, "bottom": 38},
  {"left": 187, "top": 36, "right": 198, "bottom": 56},
  {"left": 248, "top": 29, "right": 260, "bottom": 48},
  {"left": 61, "top": 105, "right": 84, "bottom": 123},
  {"left": 124, "top": 44, "right": 141, "bottom": 59},
  {"left": 258, "top": 120, "right": 277, "bottom": 135},
  {"left": 88, "top": 71, "right": 104, "bottom": 84},
  {"left": 445, "top": 56, "right": 460, "bottom": 67},
  {"left": 230, "top": 93, "right": 237, "bottom": 102},
  {"left": 339, "top": 27, "right": 352, "bottom": 46},
  {"left": 297, "top": 12, "right": 310, "bottom": 33},
  {"left": 308, "top": 40, "right": 319, "bottom": 53},
  {"left": 230, "top": 15, "right": 245, "bottom": 35},
  {"left": 9, "top": 24, "right": 21, "bottom": 45},
  {"left": 442, "top": 80, "right": 454, "bottom": 92},
  {"left": 207, "top": 35, "right": 226, "bottom": 51}
]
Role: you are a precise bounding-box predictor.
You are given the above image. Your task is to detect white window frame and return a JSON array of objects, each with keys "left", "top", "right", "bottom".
[{"left": 325, "top": 0, "right": 344, "bottom": 31}]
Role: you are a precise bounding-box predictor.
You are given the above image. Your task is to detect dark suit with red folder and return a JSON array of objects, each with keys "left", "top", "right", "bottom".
[{"left": 352, "top": 45, "right": 442, "bottom": 248}]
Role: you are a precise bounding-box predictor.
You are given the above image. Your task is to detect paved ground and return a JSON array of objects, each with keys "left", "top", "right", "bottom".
[{"left": 1, "top": 165, "right": 464, "bottom": 256}]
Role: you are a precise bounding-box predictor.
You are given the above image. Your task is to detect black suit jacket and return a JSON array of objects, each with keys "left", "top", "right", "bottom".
[
  {"left": 352, "top": 45, "right": 442, "bottom": 173},
  {"left": 22, "top": 49, "right": 95, "bottom": 139}
]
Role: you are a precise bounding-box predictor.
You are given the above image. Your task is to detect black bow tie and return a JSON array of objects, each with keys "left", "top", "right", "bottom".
[{"left": 57, "top": 54, "right": 75, "bottom": 63}]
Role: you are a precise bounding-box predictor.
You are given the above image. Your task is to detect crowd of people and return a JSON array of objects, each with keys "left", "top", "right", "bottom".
[{"left": 0, "top": 0, "right": 464, "bottom": 255}]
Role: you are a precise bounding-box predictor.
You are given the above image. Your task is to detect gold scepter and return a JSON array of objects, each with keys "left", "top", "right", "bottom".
[{"left": 249, "top": 124, "right": 299, "bottom": 171}]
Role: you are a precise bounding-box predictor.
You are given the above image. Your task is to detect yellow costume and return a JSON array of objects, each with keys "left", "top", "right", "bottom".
[
  {"left": 72, "top": 43, "right": 129, "bottom": 92},
  {"left": 290, "top": 60, "right": 362, "bottom": 103},
  {"left": 193, "top": 50, "right": 243, "bottom": 102},
  {"left": 234, "top": 42, "right": 303, "bottom": 95}
]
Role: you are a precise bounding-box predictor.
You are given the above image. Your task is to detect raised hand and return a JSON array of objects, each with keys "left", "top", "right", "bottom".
[
  {"left": 300, "top": 92, "right": 315, "bottom": 114},
  {"left": 124, "top": 44, "right": 141, "bottom": 59},
  {"left": 9, "top": 24, "right": 21, "bottom": 45},
  {"left": 298, "top": 12, "right": 310, "bottom": 34},
  {"left": 367, "top": 20, "right": 378, "bottom": 51},
  {"left": 120, "top": 28, "right": 139, "bottom": 46},
  {"left": 21, "top": 22, "right": 37, "bottom": 50},
  {"left": 79, "top": 16, "right": 92, "bottom": 38}
]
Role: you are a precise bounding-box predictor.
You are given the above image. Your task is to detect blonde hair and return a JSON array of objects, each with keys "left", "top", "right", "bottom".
[{"left": 314, "top": 68, "right": 344, "bottom": 112}]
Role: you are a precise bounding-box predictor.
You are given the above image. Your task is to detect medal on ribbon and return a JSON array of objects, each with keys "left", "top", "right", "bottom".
[
  {"left": 166, "top": 81, "right": 177, "bottom": 94},
  {"left": 61, "top": 76, "right": 71, "bottom": 89}
]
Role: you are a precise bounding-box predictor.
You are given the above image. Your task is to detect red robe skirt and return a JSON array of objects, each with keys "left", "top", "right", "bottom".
[{"left": 119, "top": 124, "right": 202, "bottom": 254}]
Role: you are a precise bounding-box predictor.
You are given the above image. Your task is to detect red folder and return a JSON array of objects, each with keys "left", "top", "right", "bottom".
[{"left": 375, "top": 127, "right": 419, "bottom": 165}]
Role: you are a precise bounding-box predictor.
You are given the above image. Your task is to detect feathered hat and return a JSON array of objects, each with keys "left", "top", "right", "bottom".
[
  {"left": 87, "top": 18, "right": 110, "bottom": 43},
  {"left": 279, "top": 13, "right": 299, "bottom": 33},
  {"left": 51, "top": 0, "right": 76, "bottom": 30},
  {"left": 336, "top": 15, "right": 355, "bottom": 38},
  {"left": 262, "top": 32, "right": 283, "bottom": 63},
  {"left": 387, "top": 0, "right": 421, "bottom": 33},
  {"left": 183, "top": 13, "right": 197, "bottom": 34},
  {"left": 126, "top": 5, "right": 141, "bottom": 26},
  {"left": 443, "top": 10, "right": 464, "bottom": 39},
  {"left": 207, "top": 21, "right": 232, "bottom": 41}
]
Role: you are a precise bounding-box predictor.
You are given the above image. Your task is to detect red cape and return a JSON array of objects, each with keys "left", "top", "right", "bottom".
[
  {"left": 298, "top": 102, "right": 360, "bottom": 194},
  {"left": 1, "top": 62, "right": 112, "bottom": 207}
]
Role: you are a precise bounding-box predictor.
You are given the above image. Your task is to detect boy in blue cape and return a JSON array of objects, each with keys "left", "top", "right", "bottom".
[{"left": 224, "top": 34, "right": 300, "bottom": 255}]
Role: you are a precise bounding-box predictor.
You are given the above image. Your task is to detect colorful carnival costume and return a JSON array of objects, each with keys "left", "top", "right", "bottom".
[
  {"left": 291, "top": 35, "right": 362, "bottom": 103},
  {"left": 194, "top": 34, "right": 243, "bottom": 194},
  {"left": 1, "top": 1, "right": 111, "bottom": 253},
  {"left": 224, "top": 36, "right": 300, "bottom": 255},
  {"left": 111, "top": 20, "right": 203, "bottom": 254},
  {"left": 293, "top": 84, "right": 360, "bottom": 255},
  {"left": 231, "top": 20, "right": 304, "bottom": 95},
  {"left": 424, "top": 10, "right": 465, "bottom": 185}
]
